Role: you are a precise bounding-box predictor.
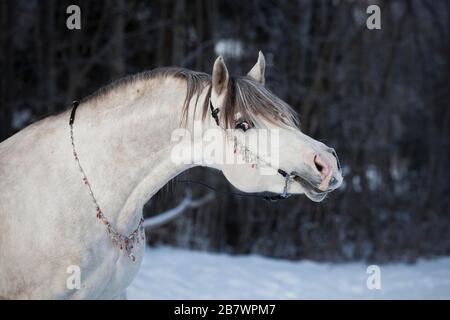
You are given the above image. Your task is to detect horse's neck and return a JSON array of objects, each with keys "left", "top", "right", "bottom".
[{"left": 72, "top": 79, "right": 204, "bottom": 233}]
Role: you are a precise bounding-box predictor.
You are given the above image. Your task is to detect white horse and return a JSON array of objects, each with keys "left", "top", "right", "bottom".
[{"left": 0, "top": 52, "right": 342, "bottom": 299}]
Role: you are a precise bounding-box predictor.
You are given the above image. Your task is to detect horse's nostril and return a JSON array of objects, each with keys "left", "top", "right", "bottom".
[
  {"left": 314, "top": 155, "right": 327, "bottom": 176},
  {"left": 314, "top": 156, "right": 323, "bottom": 172}
]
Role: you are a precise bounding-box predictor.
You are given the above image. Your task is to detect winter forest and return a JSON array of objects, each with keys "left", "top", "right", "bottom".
[{"left": 0, "top": 0, "right": 449, "bottom": 264}]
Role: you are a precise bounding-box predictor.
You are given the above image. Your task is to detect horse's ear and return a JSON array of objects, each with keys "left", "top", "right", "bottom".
[
  {"left": 212, "top": 56, "right": 229, "bottom": 96},
  {"left": 247, "top": 51, "right": 266, "bottom": 85}
]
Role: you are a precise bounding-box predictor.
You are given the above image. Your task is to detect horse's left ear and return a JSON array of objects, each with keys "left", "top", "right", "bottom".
[
  {"left": 247, "top": 51, "right": 266, "bottom": 85},
  {"left": 212, "top": 55, "right": 229, "bottom": 96}
]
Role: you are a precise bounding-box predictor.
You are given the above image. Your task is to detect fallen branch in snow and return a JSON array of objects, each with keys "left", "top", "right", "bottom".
[{"left": 144, "top": 190, "right": 215, "bottom": 229}]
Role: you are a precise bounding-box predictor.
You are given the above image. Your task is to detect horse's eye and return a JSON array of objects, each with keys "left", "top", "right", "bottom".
[{"left": 235, "top": 121, "right": 250, "bottom": 132}]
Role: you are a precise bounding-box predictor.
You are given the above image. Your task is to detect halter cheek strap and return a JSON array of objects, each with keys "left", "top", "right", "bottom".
[
  {"left": 209, "top": 100, "right": 220, "bottom": 126},
  {"left": 277, "top": 169, "right": 296, "bottom": 198}
]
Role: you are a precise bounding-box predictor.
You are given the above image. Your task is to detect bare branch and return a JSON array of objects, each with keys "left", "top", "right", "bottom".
[{"left": 144, "top": 191, "right": 215, "bottom": 229}]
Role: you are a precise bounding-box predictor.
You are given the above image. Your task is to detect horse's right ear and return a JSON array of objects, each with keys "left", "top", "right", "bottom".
[
  {"left": 247, "top": 51, "right": 266, "bottom": 85},
  {"left": 212, "top": 56, "right": 229, "bottom": 96}
]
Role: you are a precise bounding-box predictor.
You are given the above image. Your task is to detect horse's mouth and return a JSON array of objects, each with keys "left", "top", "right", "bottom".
[{"left": 292, "top": 174, "right": 330, "bottom": 202}]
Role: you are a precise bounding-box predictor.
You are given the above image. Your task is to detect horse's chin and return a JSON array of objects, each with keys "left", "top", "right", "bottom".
[{"left": 304, "top": 189, "right": 328, "bottom": 202}]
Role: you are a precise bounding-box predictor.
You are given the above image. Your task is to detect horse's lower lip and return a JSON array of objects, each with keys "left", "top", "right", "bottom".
[{"left": 305, "top": 189, "right": 329, "bottom": 201}]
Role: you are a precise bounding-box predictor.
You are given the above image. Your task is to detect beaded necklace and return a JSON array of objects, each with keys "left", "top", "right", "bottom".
[{"left": 69, "top": 101, "right": 144, "bottom": 262}]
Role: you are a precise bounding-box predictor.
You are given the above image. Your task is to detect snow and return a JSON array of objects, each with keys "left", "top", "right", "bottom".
[{"left": 128, "top": 246, "right": 450, "bottom": 300}]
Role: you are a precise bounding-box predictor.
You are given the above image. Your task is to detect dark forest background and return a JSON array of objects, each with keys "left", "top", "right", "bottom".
[{"left": 1, "top": 0, "right": 449, "bottom": 262}]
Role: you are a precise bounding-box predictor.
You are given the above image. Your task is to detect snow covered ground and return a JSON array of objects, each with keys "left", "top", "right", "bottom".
[{"left": 128, "top": 246, "right": 450, "bottom": 300}]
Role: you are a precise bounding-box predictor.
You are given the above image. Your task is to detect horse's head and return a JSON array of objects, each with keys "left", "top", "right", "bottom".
[{"left": 208, "top": 52, "right": 343, "bottom": 202}]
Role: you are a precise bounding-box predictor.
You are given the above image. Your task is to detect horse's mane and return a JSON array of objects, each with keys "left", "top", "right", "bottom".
[
  {"left": 214, "top": 76, "right": 299, "bottom": 129},
  {"left": 81, "top": 67, "right": 299, "bottom": 129}
]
